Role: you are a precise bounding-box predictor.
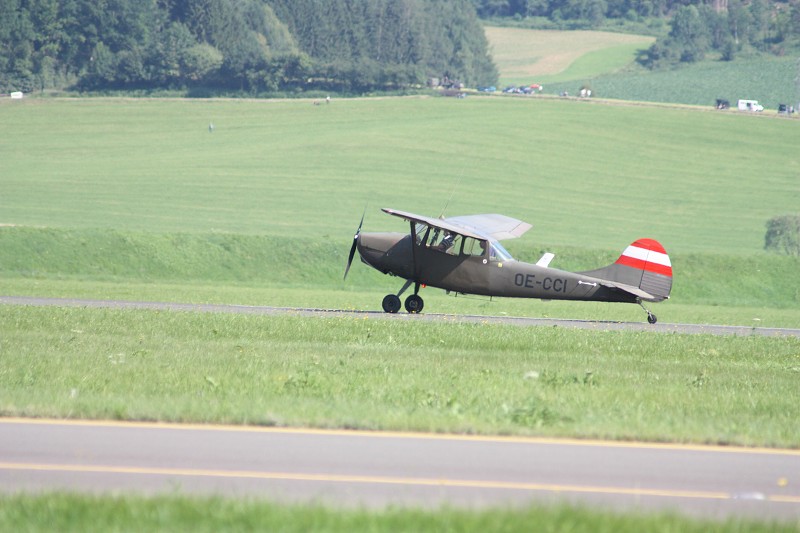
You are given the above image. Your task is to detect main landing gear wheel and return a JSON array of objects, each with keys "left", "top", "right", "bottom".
[
  {"left": 404, "top": 294, "right": 424, "bottom": 314},
  {"left": 382, "top": 294, "right": 402, "bottom": 314}
]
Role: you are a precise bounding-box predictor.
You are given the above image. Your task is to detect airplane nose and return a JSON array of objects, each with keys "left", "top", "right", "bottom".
[
  {"left": 358, "top": 233, "right": 393, "bottom": 261},
  {"left": 357, "top": 232, "right": 410, "bottom": 274}
]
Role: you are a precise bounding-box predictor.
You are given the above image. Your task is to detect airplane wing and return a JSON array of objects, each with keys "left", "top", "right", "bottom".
[
  {"left": 444, "top": 214, "right": 532, "bottom": 241},
  {"left": 381, "top": 208, "right": 486, "bottom": 240},
  {"left": 381, "top": 209, "right": 532, "bottom": 241}
]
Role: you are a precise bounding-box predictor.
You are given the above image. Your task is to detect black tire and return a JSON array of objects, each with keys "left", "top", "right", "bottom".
[
  {"left": 404, "top": 294, "right": 424, "bottom": 314},
  {"left": 647, "top": 313, "right": 657, "bottom": 325},
  {"left": 382, "top": 294, "right": 401, "bottom": 313}
]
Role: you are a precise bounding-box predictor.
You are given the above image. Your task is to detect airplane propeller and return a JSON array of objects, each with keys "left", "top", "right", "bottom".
[{"left": 343, "top": 211, "right": 365, "bottom": 280}]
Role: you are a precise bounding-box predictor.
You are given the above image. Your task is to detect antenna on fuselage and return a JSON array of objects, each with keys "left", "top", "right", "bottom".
[{"left": 438, "top": 174, "right": 462, "bottom": 219}]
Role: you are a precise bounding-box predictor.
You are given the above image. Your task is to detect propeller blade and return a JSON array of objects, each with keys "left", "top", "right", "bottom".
[
  {"left": 343, "top": 240, "right": 358, "bottom": 280},
  {"left": 343, "top": 211, "right": 365, "bottom": 280}
]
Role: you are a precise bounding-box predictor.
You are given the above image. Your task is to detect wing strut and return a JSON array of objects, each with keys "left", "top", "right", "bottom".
[
  {"left": 397, "top": 279, "right": 414, "bottom": 297},
  {"left": 409, "top": 221, "right": 420, "bottom": 284}
]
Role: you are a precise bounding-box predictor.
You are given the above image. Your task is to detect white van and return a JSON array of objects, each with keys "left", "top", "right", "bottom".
[{"left": 738, "top": 99, "right": 763, "bottom": 112}]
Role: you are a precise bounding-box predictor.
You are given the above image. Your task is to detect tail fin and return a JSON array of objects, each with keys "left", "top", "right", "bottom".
[{"left": 581, "top": 239, "right": 673, "bottom": 301}]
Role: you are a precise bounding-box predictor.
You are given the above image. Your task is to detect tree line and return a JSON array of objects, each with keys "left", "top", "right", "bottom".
[
  {"left": 642, "top": 0, "right": 800, "bottom": 66},
  {"left": 0, "top": 0, "right": 497, "bottom": 94},
  {"left": 472, "top": 0, "right": 800, "bottom": 67}
]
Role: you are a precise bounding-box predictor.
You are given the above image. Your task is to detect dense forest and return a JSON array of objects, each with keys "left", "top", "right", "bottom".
[
  {"left": 472, "top": 0, "right": 800, "bottom": 66},
  {"left": 2, "top": 0, "right": 798, "bottom": 95},
  {"left": 0, "top": 0, "right": 496, "bottom": 93}
]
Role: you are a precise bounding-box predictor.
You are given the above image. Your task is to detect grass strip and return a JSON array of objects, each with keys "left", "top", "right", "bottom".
[{"left": 2, "top": 305, "right": 798, "bottom": 447}]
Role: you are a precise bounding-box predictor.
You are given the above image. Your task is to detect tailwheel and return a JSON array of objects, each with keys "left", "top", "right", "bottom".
[
  {"left": 382, "top": 294, "right": 401, "bottom": 314},
  {"left": 404, "top": 294, "right": 424, "bottom": 314},
  {"left": 638, "top": 299, "right": 657, "bottom": 324}
]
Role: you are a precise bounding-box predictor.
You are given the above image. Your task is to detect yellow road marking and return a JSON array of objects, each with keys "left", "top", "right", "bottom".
[
  {"left": 3, "top": 417, "right": 799, "bottom": 456},
  {"left": 4, "top": 461, "right": 789, "bottom": 503}
]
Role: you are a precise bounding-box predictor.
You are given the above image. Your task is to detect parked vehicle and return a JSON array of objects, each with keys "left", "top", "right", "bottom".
[{"left": 737, "top": 99, "right": 763, "bottom": 112}]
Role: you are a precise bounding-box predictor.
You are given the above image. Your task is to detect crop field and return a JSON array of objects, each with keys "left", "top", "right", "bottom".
[
  {"left": 484, "top": 27, "right": 800, "bottom": 108},
  {"left": 546, "top": 56, "right": 800, "bottom": 109},
  {"left": 1, "top": 96, "right": 799, "bottom": 528},
  {"left": 484, "top": 27, "right": 654, "bottom": 86}
]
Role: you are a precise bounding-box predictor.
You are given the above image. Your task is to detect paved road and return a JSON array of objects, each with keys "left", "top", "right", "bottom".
[
  {"left": 2, "top": 296, "right": 799, "bottom": 337},
  {"left": 1, "top": 419, "right": 799, "bottom": 521}
]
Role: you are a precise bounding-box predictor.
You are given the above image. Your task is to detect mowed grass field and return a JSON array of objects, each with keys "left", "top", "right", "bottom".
[
  {"left": 2, "top": 97, "right": 797, "bottom": 252},
  {"left": 1, "top": 97, "right": 799, "bottom": 528},
  {"left": 3, "top": 305, "right": 799, "bottom": 446}
]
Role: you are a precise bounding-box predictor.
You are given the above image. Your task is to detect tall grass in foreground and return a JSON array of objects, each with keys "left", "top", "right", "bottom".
[
  {"left": 2, "top": 305, "right": 798, "bottom": 447},
  {"left": 1, "top": 493, "right": 794, "bottom": 533}
]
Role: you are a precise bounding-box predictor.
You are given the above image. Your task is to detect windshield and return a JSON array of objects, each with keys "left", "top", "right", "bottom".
[{"left": 490, "top": 241, "right": 514, "bottom": 262}]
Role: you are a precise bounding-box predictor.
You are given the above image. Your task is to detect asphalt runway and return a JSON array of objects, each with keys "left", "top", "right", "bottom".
[
  {"left": 2, "top": 295, "right": 800, "bottom": 337},
  {"left": 1, "top": 419, "right": 799, "bottom": 521}
]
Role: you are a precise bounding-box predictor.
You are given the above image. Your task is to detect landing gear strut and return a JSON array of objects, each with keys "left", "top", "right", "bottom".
[
  {"left": 382, "top": 280, "right": 424, "bottom": 314},
  {"left": 638, "top": 300, "right": 657, "bottom": 324}
]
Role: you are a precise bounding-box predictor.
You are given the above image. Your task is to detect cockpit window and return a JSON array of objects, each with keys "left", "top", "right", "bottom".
[
  {"left": 462, "top": 237, "right": 485, "bottom": 256},
  {"left": 415, "top": 223, "right": 460, "bottom": 254},
  {"left": 414, "top": 223, "right": 429, "bottom": 245},
  {"left": 414, "top": 222, "right": 514, "bottom": 261}
]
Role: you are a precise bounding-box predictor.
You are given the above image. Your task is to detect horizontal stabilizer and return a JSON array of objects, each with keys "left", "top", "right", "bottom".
[
  {"left": 598, "top": 280, "right": 659, "bottom": 301},
  {"left": 536, "top": 252, "right": 555, "bottom": 267}
]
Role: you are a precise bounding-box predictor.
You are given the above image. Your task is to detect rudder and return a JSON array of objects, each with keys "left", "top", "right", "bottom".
[
  {"left": 579, "top": 238, "right": 672, "bottom": 301},
  {"left": 614, "top": 238, "right": 672, "bottom": 300}
]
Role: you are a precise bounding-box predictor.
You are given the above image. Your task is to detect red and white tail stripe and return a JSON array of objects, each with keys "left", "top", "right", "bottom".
[{"left": 615, "top": 238, "right": 672, "bottom": 278}]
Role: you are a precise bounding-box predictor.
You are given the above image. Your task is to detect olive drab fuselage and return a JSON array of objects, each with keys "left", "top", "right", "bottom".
[
  {"left": 357, "top": 232, "right": 636, "bottom": 304},
  {"left": 345, "top": 208, "right": 672, "bottom": 323}
]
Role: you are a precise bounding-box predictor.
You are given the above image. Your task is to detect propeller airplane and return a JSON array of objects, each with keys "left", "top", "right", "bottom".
[{"left": 344, "top": 208, "right": 672, "bottom": 323}]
